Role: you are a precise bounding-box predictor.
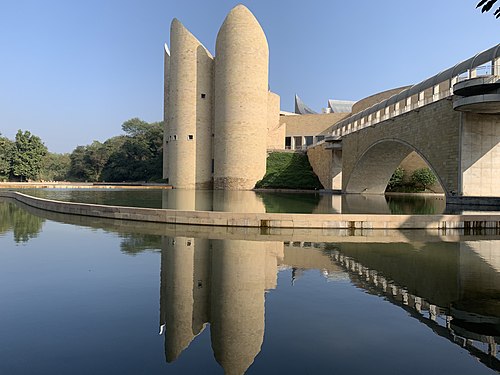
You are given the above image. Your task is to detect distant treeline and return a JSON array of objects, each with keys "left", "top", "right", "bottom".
[{"left": 0, "top": 118, "right": 163, "bottom": 182}]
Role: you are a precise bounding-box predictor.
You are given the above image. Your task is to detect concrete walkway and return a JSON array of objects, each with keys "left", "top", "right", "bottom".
[{"left": 1, "top": 191, "right": 500, "bottom": 231}]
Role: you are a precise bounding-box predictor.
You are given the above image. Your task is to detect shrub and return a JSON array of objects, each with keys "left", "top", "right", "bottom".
[
  {"left": 411, "top": 168, "right": 437, "bottom": 191},
  {"left": 387, "top": 167, "right": 404, "bottom": 190}
]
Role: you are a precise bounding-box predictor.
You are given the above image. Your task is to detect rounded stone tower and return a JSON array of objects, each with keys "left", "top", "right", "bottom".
[
  {"left": 167, "top": 19, "right": 213, "bottom": 189},
  {"left": 214, "top": 5, "right": 269, "bottom": 190},
  {"left": 210, "top": 239, "right": 266, "bottom": 375},
  {"left": 162, "top": 44, "right": 170, "bottom": 181}
]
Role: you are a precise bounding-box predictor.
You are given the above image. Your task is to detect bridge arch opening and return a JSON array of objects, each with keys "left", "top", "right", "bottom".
[{"left": 344, "top": 139, "right": 445, "bottom": 195}]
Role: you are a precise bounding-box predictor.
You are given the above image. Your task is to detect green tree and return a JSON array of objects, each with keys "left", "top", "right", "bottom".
[
  {"left": 85, "top": 141, "right": 111, "bottom": 181},
  {"left": 68, "top": 141, "right": 112, "bottom": 182},
  {"left": 477, "top": 0, "right": 500, "bottom": 18},
  {"left": 121, "top": 118, "right": 152, "bottom": 137},
  {"left": 102, "top": 119, "right": 163, "bottom": 182},
  {"left": 40, "top": 152, "right": 71, "bottom": 181},
  {"left": 11, "top": 130, "right": 48, "bottom": 181},
  {"left": 0, "top": 134, "right": 14, "bottom": 181},
  {"left": 69, "top": 145, "right": 92, "bottom": 181},
  {"left": 387, "top": 167, "right": 405, "bottom": 191},
  {"left": 67, "top": 118, "right": 163, "bottom": 182},
  {"left": 411, "top": 168, "right": 437, "bottom": 191}
]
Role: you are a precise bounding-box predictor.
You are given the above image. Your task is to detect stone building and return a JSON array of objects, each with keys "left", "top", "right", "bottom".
[
  {"left": 164, "top": 5, "right": 499, "bottom": 194},
  {"left": 163, "top": 5, "right": 283, "bottom": 190}
]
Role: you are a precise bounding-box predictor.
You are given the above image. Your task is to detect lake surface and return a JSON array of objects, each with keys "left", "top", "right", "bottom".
[
  {"left": 16, "top": 188, "right": 449, "bottom": 214},
  {"left": 0, "top": 198, "right": 499, "bottom": 374}
]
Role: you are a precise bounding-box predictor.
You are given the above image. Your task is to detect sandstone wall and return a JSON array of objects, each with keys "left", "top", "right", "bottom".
[{"left": 214, "top": 5, "right": 269, "bottom": 190}]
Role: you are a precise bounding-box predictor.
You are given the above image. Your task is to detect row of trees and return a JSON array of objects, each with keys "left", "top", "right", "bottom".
[
  {"left": 69, "top": 118, "right": 163, "bottom": 182},
  {"left": 0, "top": 118, "right": 163, "bottom": 183}
]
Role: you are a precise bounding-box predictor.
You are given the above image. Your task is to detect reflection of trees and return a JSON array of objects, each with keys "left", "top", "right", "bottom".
[
  {"left": 386, "top": 195, "right": 442, "bottom": 215},
  {"left": 256, "top": 191, "right": 321, "bottom": 213},
  {"left": 119, "top": 234, "right": 162, "bottom": 255},
  {"left": 0, "top": 200, "right": 45, "bottom": 243}
]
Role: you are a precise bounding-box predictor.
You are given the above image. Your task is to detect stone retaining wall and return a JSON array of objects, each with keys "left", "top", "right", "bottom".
[
  {"left": 2, "top": 191, "right": 500, "bottom": 231},
  {"left": 0, "top": 183, "right": 172, "bottom": 189}
]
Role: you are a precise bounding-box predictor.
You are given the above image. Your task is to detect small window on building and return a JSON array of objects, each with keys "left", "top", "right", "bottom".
[
  {"left": 211, "top": 159, "right": 215, "bottom": 173},
  {"left": 188, "top": 134, "right": 194, "bottom": 140},
  {"left": 305, "top": 136, "right": 313, "bottom": 146},
  {"left": 316, "top": 135, "right": 325, "bottom": 143},
  {"left": 173, "top": 135, "right": 177, "bottom": 141},
  {"left": 201, "top": 93, "right": 206, "bottom": 99},
  {"left": 285, "top": 136, "right": 291, "bottom": 149}
]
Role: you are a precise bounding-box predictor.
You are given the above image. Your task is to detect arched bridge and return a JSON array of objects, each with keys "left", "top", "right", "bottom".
[{"left": 308, "top": 44, "right": 500, "bottom": 201}]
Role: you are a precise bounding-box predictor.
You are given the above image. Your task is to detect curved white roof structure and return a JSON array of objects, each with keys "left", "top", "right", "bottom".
[{"left": 294, "top": 94, "right": 317, "bottom": 114}]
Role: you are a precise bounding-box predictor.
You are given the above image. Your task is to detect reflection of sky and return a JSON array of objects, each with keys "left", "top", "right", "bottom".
[
  {"left": 255, "top": 270, "right": 494, "bottom": 375},
  {"left": 0, "top": 205, "right": 498, "bottom": 374}
]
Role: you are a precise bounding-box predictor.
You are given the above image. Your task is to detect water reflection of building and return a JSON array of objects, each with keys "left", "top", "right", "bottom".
[
  {"left": 159, "top": 237, "right": 500, "bottom": 373},
  {"left": 161, "top": 189, "right": 266, "bottom": 213},
  {"left": 159, "top": 237, "right": 283, "bottom": 374},
  {"left": 318, "top": 241, "right": 500, "bottom": 371}
]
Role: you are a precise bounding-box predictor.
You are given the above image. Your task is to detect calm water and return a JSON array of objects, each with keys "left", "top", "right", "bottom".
[
  {"left": 0, "top": 198, "right": 499, "bottom": 374},
  {"left": 15, "top": 188, "right": 448, "bottom": 214}
]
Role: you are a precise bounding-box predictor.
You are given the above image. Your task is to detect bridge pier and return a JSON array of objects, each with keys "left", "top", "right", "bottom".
[
  {"left": 459, "top": 112, "right": 500, "bottom": 197},
  {"left": 307, "top": 99, "right": 500, "bottom": 203}
]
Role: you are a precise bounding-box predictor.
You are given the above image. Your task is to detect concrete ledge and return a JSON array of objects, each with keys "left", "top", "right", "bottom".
[
  {"left": 2, "top": 191, "right": 500, "bottom": 231},
  {"left": 452, "top": 76, "right": 500, "bottom": 97},
  {"left": 452, "top": 93, "right": 500, "bottom": 113},
  {"left": 0, "top": 182, "right": 172, "bottom": 189},
  {"left": 447, "top": 195, "right": 500, "bottom": 208}
]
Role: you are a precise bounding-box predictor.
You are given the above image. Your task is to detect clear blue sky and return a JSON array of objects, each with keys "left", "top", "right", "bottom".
[{"left": 1, "top": 0, "right": 498, "bottom": 153}]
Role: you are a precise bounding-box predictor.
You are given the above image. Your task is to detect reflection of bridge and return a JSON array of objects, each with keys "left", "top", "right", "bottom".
[
  {"left": 159, "top": 236, "right": 500, "bottom": 374},
  {"left": 309, "top": 45, "right": 500, "bottom": 202},
  {"left": 326, "top": 241, "right": 500, "bottom": 371}
]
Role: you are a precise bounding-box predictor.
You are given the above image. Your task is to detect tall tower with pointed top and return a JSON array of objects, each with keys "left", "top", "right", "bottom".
[
  {"left": 165, "top": 19, "right": 214, "bottom": 189},
  {"left": 162, "top": 44, "right": 170, "bottom": 181},
  {"left": 214, "top": 5, "right": 270, "bottom": 190},
  {"left": 163, "top": 5, "right": 279, "bottom": 190}
]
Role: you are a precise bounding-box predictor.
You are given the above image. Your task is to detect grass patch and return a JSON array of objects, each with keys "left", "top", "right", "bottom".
[{"left": 255, "top": 152, "right": 323, "bottom": 190}]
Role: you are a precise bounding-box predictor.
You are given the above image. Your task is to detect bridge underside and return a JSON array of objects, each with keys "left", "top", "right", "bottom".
[
  {"left": 344, "top": 141, "right": 444, "bottom": 194},
  {"left": 306, "top": 93, "right": 500, "bottom": 199}
]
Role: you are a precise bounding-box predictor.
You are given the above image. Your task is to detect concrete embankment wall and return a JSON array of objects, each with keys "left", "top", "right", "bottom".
[{"left": 2, "top": 191, "right": 500, "bottom": 230}]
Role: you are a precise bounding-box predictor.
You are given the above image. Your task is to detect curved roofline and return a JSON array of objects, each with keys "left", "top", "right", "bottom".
[
  {"left": 294, "top": 94, "right": 317, "bottom": 114},
  {"left": 328, "top": 99, "right": 355, "bottom": 113}
]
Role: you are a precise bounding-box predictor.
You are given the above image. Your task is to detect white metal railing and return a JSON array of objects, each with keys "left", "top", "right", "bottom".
[
  {"left": 323, "top": 58, "right": 500, "bottom": 141},
  {"left": 333, "top": 88, "right": 454, "bottom": 138}
]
